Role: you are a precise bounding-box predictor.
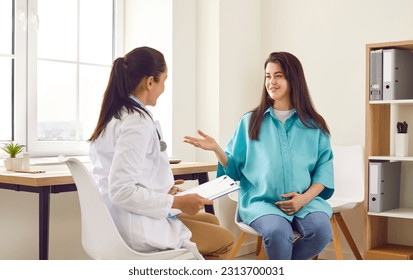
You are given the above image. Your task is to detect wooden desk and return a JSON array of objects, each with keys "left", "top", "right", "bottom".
[{"left": 0, "top": 161, "right": 217, "bottom": 260}]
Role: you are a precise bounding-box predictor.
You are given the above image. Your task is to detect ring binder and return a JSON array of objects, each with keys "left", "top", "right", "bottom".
[
  {"left": 370, "top": 49, "right": 383, "bottom": 100},
  {"left": 383, "top": 49, "right": 413, "bottom": 100},
  {"left": 368, "top": 161, "right": 401, "bottom": 213}
]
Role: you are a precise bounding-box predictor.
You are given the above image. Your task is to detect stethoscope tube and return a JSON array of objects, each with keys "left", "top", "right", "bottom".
[{"left": 129, "top": 96, "right": 167, "bottom": 152}]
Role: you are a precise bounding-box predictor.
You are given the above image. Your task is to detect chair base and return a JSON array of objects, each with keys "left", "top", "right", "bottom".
[
  {"left": 229, "top": 233, "right": 266, "bottom": 260},
  {"left": 331, "top": 212, "right": 363, "bottom": 260}
]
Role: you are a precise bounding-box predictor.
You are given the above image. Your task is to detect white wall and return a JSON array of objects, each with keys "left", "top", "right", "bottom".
[
  {"left": 124, "top": 0, "right": 174, "bottom": 155},
  {"left": 171, "top": 0, "right": 197, "bottom": 161},
  {"left": 218, "top": 0, "right": 262, "bottom": 149},
  {"left": 171, "top": 0, "right": 262, "bottom": 162}
]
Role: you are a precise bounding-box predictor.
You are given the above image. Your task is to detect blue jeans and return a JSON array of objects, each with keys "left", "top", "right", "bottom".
[{"left": 249, "top": 212, "right": 332, "bottom": 260}]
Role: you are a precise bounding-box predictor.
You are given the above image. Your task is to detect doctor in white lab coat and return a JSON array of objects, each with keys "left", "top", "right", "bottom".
[{"left": 88, "top": 47, "right": 234, "bottom": 260}]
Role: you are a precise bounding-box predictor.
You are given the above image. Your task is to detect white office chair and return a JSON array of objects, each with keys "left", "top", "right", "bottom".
[
  {"left": 227, "top": 191, "right": 265, "bottom": 259},
  {"left": 62, "top": 157, "right": 197, "bottom": 260},
  {"left": 327, "top": 144, "right": 365, "bottom": 260}
]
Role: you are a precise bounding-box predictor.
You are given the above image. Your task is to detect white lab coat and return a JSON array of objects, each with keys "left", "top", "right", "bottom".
[{"left": 89, "top": 107, "right": 202, "bottom": 258}]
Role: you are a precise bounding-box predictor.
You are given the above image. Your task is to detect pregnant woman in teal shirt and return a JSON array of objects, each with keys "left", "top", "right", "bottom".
[{"left": 184, "top": 52, "right": 334, "bottom": 260}]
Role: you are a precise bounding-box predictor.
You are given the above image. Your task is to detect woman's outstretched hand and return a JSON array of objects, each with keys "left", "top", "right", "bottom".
[
  {"left": 184, "top": 130, "right": 229, "bottom": 169},
  {"left": 184, "top": 130, "right": 219, "bottom": 151}
]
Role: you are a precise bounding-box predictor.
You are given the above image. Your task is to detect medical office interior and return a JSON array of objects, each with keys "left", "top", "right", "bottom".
[{"left": 1, "top": 0, "right": 413, "bottom": 260}]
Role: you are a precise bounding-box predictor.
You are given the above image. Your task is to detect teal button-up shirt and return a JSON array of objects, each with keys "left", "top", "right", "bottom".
[{"left": 218, "top": 108, "right": 334, "bottom": 225}]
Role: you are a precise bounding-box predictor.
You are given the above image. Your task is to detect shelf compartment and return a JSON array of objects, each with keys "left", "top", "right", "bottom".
[
  {"left": 369, "top": 156, "right": 413, "bottom": 161},
  {"left": 368, "top": 208, "right": 413, "bottom": 219},
  {"left": 370, "top": 99, "right": 413, "bottom": 105},
  {"left": 365, "top": 243, "right": 413, "bottom": 260}
]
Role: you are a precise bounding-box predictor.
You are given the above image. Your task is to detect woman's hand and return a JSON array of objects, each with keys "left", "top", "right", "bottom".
[
  {"left": 275, "top": 192, "right": 306, "bottom": 215},
  {"left": 275, "top": 183, "right": 325, "bottom": 215},
  {"left": 184, "top": 130, "right": 219, "bottom": 152},
  {"left": 184, "top": 130, "right": 229, "bottom": 168},
  {"left": 168, "top": 179, "right": 185, "bottom": 195},
  {"left": 172, "top": 194, "right": 213, "bottom": 215}
]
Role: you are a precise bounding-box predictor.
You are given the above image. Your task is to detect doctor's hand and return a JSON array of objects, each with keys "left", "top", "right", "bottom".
[
  {"left": 172, "top": 194, "right": 213, "bottom": 215},
  {"left": 184, "top": 130, "right": 219, "bottom": 152},
  {"left": 168, "top": 179, "right": 185, "bottom": 195}
]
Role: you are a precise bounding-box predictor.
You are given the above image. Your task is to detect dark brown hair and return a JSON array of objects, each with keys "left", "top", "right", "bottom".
[
  {"left": 248, "top": 52, "right": 330, "bottom": 140},
  {"left": 89, "top": 47, "right": 166, "bottom": 141}
]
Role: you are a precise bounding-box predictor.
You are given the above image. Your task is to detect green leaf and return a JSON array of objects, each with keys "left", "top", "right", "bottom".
[{"left": 1, "top": 142, "right": 26, "bottom": 158}]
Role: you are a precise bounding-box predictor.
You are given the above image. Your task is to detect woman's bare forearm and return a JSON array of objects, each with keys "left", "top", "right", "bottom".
[{"left": 214, "top": 145, "right": 228, "bottom": 169}]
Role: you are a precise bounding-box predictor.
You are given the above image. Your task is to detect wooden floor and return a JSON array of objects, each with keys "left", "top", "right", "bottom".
[
  {"left": 235, "top": 253, "right": 325, "bottom": 260},
  {"left": 235, "top": 253, "right": 255, "bottom": 260}
]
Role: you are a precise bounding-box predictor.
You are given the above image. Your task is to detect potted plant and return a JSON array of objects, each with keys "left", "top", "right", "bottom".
[
  {"left": 1, "top": 142, "right": 25, "bottom": 171},
  {"left": 395, "top": 121, "right": 409, "bottom": 157}
]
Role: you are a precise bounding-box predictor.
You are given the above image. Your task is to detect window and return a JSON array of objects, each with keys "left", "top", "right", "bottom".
[
  {"left": 1, "top": 0, "right": 124, "bottom": 157},
  {"left": 0, "top": 0, "right": 14, "bottom": 141},
  {"left": 28, "top": 0, "right": 124, "bottom": 156}
]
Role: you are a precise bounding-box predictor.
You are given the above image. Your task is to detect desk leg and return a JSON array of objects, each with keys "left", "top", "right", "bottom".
[
  {"left": 39, "top": 187, "right": 51, "bottom": 260},
  {"left": 197, "top": 173, "right": 215, "bottom": 215}
]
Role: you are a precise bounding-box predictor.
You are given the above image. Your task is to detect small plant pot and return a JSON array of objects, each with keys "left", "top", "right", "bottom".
[
  {"left": 3, "top": 158, "right": 12, "bottom": 171},
  {"left": 3, "top": 158, "right": 23, "bottom": 171},
  {"left": 395, "top": 133, "right": 409, "bottom": 157}
]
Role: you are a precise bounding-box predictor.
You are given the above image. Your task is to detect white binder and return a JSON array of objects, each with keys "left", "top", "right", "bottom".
[
  {"left": 368, "top": 161, "right": 401, "bottom": 213},
  {"left": 383, "top": 49, "right": 413, "bottom": 100}
]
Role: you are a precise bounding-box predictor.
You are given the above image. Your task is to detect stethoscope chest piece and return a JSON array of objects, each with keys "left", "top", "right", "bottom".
[{"left": 160, "top": 140, "right": 167, "bottom": 152}]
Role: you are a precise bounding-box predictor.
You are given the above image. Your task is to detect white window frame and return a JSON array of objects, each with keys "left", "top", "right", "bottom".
[
  {"left": 13, "top": 0, "right": 124, "bottom": 157},
  {"left": 6, "top": 0, "right": 27, "bottom": 146}
]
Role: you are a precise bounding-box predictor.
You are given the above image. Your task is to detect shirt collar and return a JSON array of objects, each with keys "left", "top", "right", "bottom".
[
  {"left": 129, "top": 94, "right": 145, "bottom": 107},
  {"left": 129, "top": 94, "right": 154, "bottom": 117},
  {"left": 265, "top": 107, "right": 297, "bottom": 118}
]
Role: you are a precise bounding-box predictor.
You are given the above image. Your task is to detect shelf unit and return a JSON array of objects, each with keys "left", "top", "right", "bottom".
[{"left": 365, "top": 40, "right": 413, "bottom": 260}]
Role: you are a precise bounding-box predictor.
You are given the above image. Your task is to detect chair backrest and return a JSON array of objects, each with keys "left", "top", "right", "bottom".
[
  {"left": 63, "top": 157, "right": 195, "bottom": 260},
  {"left": 330, "top": 144, "right": 365, "bottom": 203},
  {"left": 228, "top": 191, "right": 261, "bottom": 236}
]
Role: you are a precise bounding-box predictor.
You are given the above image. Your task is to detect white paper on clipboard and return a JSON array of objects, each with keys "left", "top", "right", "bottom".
[{"left": 169, "top": 175, "right": 239, "bottom": 216}]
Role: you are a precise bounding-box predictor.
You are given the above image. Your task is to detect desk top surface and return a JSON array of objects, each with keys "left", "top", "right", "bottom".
[{"left": 0, "top": 161, "right": 217, "bottom": 187}]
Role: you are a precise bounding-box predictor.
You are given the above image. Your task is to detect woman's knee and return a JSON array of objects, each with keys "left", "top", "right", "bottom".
[
  {"left": 313, "top": 213, "right": 332, "bottom": 241},
  {"left": 250, "top": 215, "right": 293, "bottom": 241},
  {"left": 296, "top": 212, "right": 332, "bottom": 243}
]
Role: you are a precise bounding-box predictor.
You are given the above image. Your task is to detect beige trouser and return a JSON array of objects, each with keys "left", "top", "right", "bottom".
[{"left": 178, "top": 213, "right": 234, "bottom": 260}]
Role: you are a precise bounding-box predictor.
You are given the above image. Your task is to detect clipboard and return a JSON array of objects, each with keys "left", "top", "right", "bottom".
[
  {"left": 169, "top": 175, "right": 239, "bottom": 216},
  {"left": 175, "top": 175, "right": 239, "bottom": 200}
]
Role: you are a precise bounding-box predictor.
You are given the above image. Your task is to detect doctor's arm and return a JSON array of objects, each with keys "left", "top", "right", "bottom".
[
  {"left": 169, "top": 180, "right": 213, "bottom": 215},
  {"left": 172, "top": 194, "right": 213, "bottom": 216}
]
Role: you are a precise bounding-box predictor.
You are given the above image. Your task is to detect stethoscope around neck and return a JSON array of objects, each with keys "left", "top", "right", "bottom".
[{"left": 129, "top": 96, "right": 167, "bottom": 152}]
